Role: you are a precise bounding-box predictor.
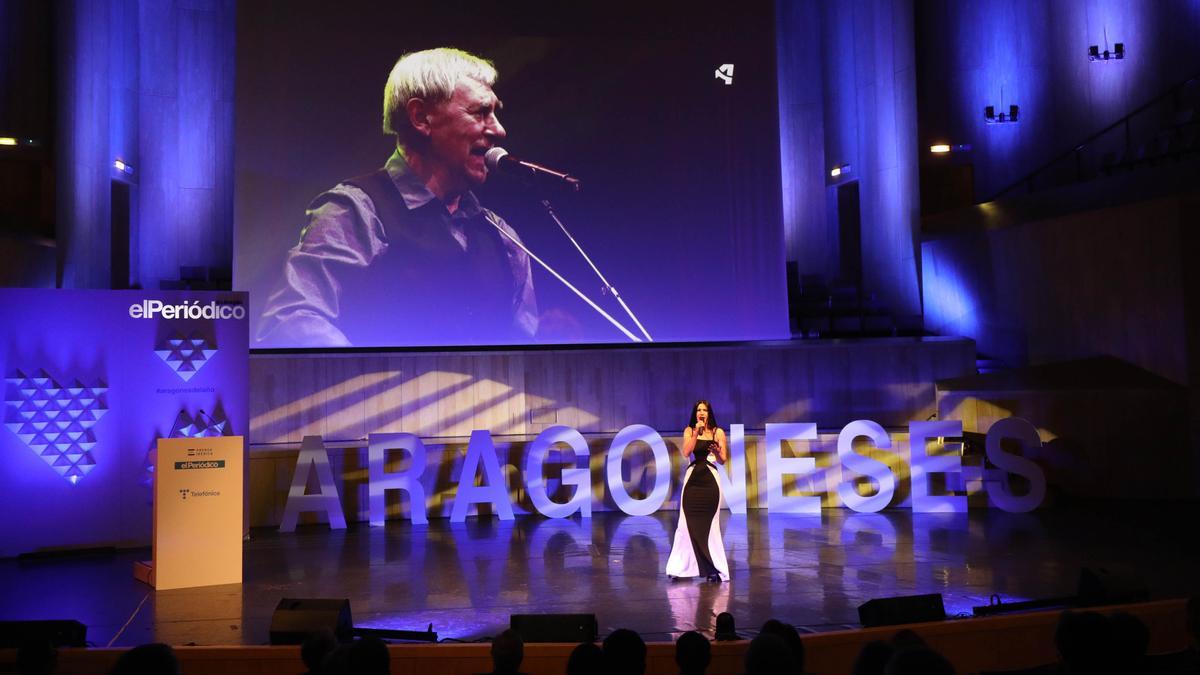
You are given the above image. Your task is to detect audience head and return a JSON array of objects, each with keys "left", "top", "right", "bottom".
[
  {"left": 1108, "top": 610, "right": 1149, "bottom": 671},
  {"left": 890, "top": 629, "right": 926, "bottom": 649},
  {"left": 851, "top": 640, "right": 894, "bottom": 675},
  {"left": 759, "top": 619, "right": 804, "bottom": 673},
  {"left": 602, "top": 629, "right": 647, "bottom": 675},
  {"left": 491, "top": 629, "right": 524, "bottom": 674},
  {"left": 566, "top": 641, "right": 603, "bottom": 675},
  {"left": 884, "top": 645, "right": 955, "bottom": 675},
  {"left": 301, "top": 629, "right": 338, "bottom": 674},
  {"left": 323, "top": 637, "right": 390, "bottom": 675},
  {"left": 744, "top": 633, "right": 796, "bottom": 675},
  {"left": 674, "top": 631, "right": 711, "bottom": 675},
  {"left": 1055, "top": 610, "right": 1116, "bottom": 675},
  {"left": 15, "top": 638, "right": 57, "bottom": 675},
  {"left": 714, "top": 612, "right": 739, "bottom": 641},
  {"left": 1187, "top": 595, "right": 1200, "bottom": 649},
  {"left": 109, "top": 643, "right": 180, "bottom": 675}
]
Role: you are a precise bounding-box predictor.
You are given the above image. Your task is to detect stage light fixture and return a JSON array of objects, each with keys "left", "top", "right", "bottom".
[
  {"left": 1088, "top": 42, "right": 1124, "bottom": 61},
  {"left": 984, "top": 105, "right": 1019, "bottom": 124},
  {"left": 830, "top": 163, "right": 851, "bottom": 178},
  {"left": 1, "top": 138, "right": 41, "bottom": 147},
  {"left": 113, "top": 159, "right": 134, "bottom": 175},
  {"left": 930, "top": 143, "right": 972, "bottom": 154}
]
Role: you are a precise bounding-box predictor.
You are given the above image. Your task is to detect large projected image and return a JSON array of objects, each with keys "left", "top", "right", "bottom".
[{"left": 235, "top": 2, "right": 788, "bottom": 349}]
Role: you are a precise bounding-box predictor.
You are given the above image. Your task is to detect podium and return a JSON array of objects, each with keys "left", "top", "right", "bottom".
[{"left": 134, "top": 436, "right": 244, "bottom": 590}]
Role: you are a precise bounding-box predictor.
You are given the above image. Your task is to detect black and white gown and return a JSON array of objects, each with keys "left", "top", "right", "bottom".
[{"left": 665, "top": 439, "right": 729, "bottom": 581}]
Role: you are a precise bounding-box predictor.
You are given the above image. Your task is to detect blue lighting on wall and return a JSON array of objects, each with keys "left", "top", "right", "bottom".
[
  {"left": 921, "top": 244, "right": 981, "bottom": 340},
  {"left": 936, "top": 0, "right": 1051, "bottom": 193}
]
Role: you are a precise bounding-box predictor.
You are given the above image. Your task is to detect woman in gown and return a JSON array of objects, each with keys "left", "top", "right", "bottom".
[{"left": 665, "top": 400, "right": 730, "bottom": 583}]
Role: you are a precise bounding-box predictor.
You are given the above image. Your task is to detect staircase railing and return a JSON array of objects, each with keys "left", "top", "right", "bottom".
[{"left": 987, "top": 70, "right": 1200, "bottom": 202}]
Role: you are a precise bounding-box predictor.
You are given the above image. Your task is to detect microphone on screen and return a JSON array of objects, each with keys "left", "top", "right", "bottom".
[{"left": 485, "top": 147, "right": 581, "bottom": 192}]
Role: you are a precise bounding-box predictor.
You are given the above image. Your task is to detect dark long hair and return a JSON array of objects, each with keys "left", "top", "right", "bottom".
[{"left": 688, "top": 399, "right": 718, "bottom": 431}]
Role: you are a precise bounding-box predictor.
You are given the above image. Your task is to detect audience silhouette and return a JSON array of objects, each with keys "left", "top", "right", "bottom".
[
  {"left": 14, "top": 638, "right": 57, "bottom": 675},
  {"left": 675, "top": 631, "right": 711, "bottom": 675},
  {"left": 1109, "top": 610, "right": 1150, "bottom": 673},
  {"left": 565, "top": 641, "right": 603, "bottom": 675},
  {"left": 476, "top": 629, "right": 529, "bottom": 675},
  {"left": 299, "top": 629, "right": 337, "bottom": 675},
  {"left": 1188, "top": 596, "right": 1200, "bottom": 652},
  {"left": 883, "top": 644, "right": 955, "bottom": 675},
  {"left": 744, "top": 632, "right": 796, "bottom": 675},
  {"left": 108, "top": 643, "right": 180, "bottom": 675},
  {"left": 715, "top": 613, "right": 741, "bottom": 642},
  {"left": 83, "top": 601, "right": 1200, "bottom": 675},
  {"left": 1055, "top": 610, "right": 1117, "bottom": 675},
  {"left": 759, "top": 620, "right": 805, "bottom": 674},
  {"left": 322, "top": 636, "right": 389, "bottom": 675},
  {"left": 850, "top": 640, "right": 894, "bottom": 675},
  {"left": 602, "top": 629, "right": 647, "bottom": 675}
]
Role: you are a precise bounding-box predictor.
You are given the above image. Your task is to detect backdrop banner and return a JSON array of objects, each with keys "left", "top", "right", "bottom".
[{"left": 0, "top": 289, "right": 248, "bottom": 557}]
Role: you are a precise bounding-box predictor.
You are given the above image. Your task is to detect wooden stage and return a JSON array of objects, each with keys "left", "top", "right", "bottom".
[{"left": 2, "top": 503, "right": 1197, "bottom": 658}]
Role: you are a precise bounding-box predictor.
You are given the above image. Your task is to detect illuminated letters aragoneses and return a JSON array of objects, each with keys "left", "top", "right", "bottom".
[{"left": 285, "top": 418, "right": 1047, "bottom": 530}]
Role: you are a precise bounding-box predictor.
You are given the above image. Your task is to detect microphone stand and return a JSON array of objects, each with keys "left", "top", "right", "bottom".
[
  {"left": 540, "top": 199, "right": 654, "bottom": 343},
  {"left": 481, "top": 211, "right": 643, "bottom": 343}
]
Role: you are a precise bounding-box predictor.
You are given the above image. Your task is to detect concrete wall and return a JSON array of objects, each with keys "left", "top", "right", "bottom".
[
  {"left": 778, "top": 0, "right": 922, "bottom": 319},
  {"left": 922, "top": 193, "right": 1191, "bottom": 382},
  {"left": 917, "top": 0, "right": 1200, "bottom": 201},
  {"left": 53, "top": 0, "right": 235, "bottom": 290}
]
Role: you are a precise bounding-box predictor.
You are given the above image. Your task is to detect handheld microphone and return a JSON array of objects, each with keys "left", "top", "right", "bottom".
[{"left": 485, "top": 147, "right": 581, "bottom": 192}]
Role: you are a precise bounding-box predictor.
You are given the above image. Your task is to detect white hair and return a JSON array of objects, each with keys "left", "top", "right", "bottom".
[{"left": 382, "top": 48, "right": 498, "bottom": 145}]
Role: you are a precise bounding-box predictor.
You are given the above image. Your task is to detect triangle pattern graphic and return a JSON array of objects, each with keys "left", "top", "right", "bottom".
[
  {"left": 155, "top": 332, "right": 218, "bottom": 382},
  {"left": 5, "top": 368, "right": 107, "bottom": 485},
  {"left": 143, "top": 408, "right": 234, "bottom": 487}
]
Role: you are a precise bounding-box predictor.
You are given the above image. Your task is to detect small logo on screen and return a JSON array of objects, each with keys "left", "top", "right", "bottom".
[{"left": 715, "top": 64, "right": 734, "bottom": 85}]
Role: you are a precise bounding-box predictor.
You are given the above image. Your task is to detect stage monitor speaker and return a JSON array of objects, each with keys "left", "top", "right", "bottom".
[
  {"left": 1077, "top": 566, "right": 1148, "bottom": 607},
  {"left": 510, "top": 613, "right": 598, "bottom": 643},
  {"left": 858, "top": 593, "right": 945, "bottom": 628},
  {"left": 269, "top": 598, "right": 354, "bottom": 645},
  {"left": 0, "top": 620, "right": 87, "bottom": 648}
]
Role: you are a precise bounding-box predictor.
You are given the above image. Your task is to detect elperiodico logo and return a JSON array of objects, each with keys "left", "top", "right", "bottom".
[{"left": 129, "top": 300, "right": 245, "bottom": 320}]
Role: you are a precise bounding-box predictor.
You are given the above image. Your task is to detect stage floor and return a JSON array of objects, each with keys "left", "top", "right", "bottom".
[{"left": 3, "top": 503, "right": 1199, "bottom": 648}]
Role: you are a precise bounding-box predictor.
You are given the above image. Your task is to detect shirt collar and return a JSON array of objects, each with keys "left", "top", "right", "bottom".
[{"left": 384, "top": 149, "right": 484, "bottom": 218}]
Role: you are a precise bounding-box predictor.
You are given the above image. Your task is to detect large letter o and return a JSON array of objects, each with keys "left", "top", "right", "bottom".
[{"left": 606, "top": 425, "right": 671, "bottom": 516}]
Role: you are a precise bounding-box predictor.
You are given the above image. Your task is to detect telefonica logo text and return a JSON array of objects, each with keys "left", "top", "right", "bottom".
[{"left": 128, "top": 300, "right": 245, "bottom": 320}]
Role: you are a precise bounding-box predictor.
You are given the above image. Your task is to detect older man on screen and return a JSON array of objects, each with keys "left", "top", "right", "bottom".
[{"left": 257, "top": 48, "right": 538, "bottom": 347}]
